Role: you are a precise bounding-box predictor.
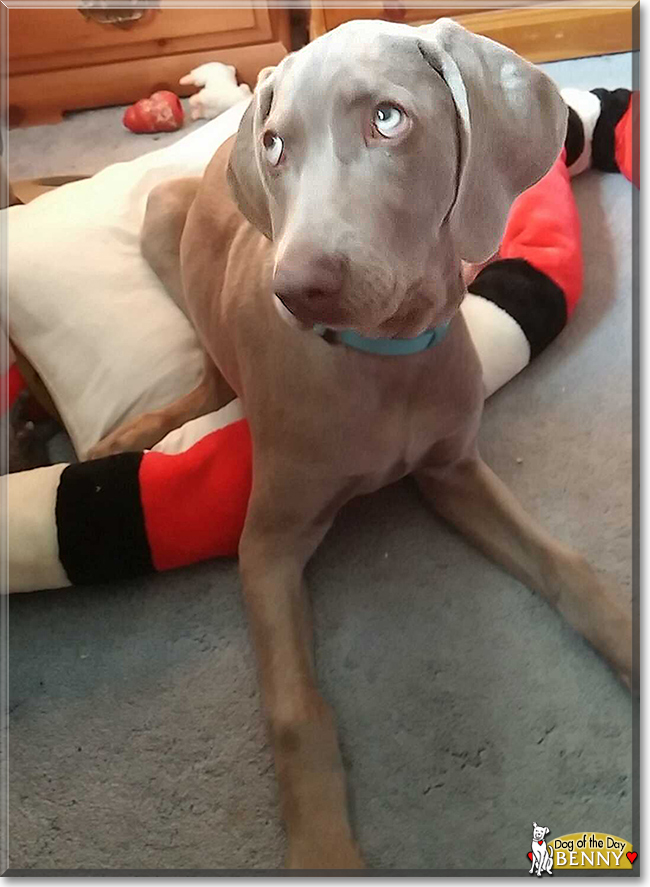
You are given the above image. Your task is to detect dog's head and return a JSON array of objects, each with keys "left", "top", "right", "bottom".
[
  {"left": 227, "top": 19, "right": 566, "bottom": 338},
  {"left": 532, "top": 823, "right": 550, "bottom": 841}
]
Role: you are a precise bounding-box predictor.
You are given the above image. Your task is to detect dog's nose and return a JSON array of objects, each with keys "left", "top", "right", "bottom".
[{"left": 273, "top": 249, "right": 344, "bottom": 306}]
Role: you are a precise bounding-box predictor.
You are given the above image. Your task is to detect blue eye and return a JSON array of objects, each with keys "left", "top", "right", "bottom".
[
  {"left": 374, "top": 104, "right": 404, "bottom": 137},
  {"left": 263, "top": 131, "right": 284, "bottom": 165}
]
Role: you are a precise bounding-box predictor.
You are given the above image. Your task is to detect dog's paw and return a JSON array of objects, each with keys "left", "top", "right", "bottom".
[
  {"left": 86, "top": 435, "right": 134, "bottom": 461},
  {"left": 85, "top": 414, "right": 166, "bottom": 460},
  {"left": 286, "top": 837, "right": 365, "bottom": 871}
]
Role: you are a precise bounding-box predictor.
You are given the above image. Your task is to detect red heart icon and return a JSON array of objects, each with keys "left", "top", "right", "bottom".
[
  {"left": 123, "top": 91, "right": 184, "bottom": 133},
  {"left": 527, "top": 852, "right": 533, "bottom": 862},
  {"left": 627, "top": 851, "right": 637, "bottom": 864},
  {"left": 538, "top": 840, "right": 543, "bottom": 845}
]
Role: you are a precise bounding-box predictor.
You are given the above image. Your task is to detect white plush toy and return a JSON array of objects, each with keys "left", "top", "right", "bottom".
[{"left": 179, "top": 62, "right": 252, "bottom": 121}]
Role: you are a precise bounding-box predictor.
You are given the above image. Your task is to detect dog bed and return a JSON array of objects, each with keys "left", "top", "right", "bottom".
[{"left": 2, "top": 87, "right": 636, "bottom": 592}]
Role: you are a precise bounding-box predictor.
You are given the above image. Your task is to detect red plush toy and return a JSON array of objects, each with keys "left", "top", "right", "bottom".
[{"left": 123, "top": 90, "right": 184, "bottom": 133}]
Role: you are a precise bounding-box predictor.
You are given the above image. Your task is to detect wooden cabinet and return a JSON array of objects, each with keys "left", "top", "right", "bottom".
[
  {"left": 309, "top": 3, "right": 636, "bottom": 64},
  {"left": 8, "top": 4, "right": 291, "bottom": 126},
  {"left": 448, "top": 6, "right": 636, "bottom": 64},
  {"left": 309, "top": 4, "right": 484, "bottom": 37}
]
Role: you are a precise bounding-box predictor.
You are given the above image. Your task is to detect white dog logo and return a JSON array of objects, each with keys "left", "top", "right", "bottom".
[{"left": 529, "top": 822, "right": 553, "bottom": 876}]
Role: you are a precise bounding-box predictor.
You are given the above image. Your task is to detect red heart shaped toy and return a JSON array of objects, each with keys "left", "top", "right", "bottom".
[{"left": 123, "top": 90, "right": 184, "bottom": 133}]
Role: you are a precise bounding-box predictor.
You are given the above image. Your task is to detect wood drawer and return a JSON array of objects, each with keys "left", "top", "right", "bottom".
[
  {"left": 309, "top": 2, "right": 636, "bottom": 63},
  {"left": 10, "top": 6, "right": 281, "bottom": 74},
  {"left": 312, "top": 5, "right": 484, "bottom": 36},
  {"left": 8, "top": 4, "right": 291, "bottom": 126},
  {"left": 9, "top": 42, "right": 288, "bottom": 127},
  {"left": 310, "top": 4, "right": 486, "bottom": 39},
  {"left": 450, "top": 6, "right": 636, "bottom": 64}
]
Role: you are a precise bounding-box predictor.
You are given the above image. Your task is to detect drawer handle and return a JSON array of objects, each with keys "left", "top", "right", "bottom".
[{"left": 78, "top": 0, "right": 158, "bottom": 28}]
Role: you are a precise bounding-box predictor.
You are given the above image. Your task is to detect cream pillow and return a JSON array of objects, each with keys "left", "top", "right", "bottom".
[{"left": 5, "top": 100, "right": 248, "bottom": 459}]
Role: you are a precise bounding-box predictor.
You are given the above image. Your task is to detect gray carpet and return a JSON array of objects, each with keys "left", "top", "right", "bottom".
[{"left": 7, "top": 52, "right": 635, "bottom": 871}]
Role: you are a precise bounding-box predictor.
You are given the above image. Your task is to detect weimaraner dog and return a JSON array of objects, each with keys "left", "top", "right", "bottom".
[{"left": 90, "top": 19, "right": 632, "bottom": 869}]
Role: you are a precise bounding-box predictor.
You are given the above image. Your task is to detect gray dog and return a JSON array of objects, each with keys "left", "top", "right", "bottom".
[{"left": 90, "top": 19, "right": 632, "bottom": 869}]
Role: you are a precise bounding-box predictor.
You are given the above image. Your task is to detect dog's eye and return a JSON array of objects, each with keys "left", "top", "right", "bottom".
[
  {"left": 263, "top": 131, "right": 284, "bottom": 166},
  {"left": 373, "top": 104, "right": 405, "bottom": 137}
]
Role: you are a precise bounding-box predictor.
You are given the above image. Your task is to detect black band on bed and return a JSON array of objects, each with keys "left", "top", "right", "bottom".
[
  {"left": 468, "top": 258, "right": 567, "bottom": 360},
  {"left": 590, "top": 88, "right": 631, "bottom": 173},
  {"left": 56, "top": 452, "right": 154, "bottom": 585},
  {"left": 564, "top": 105, "right": 586, "bottom": 169}
]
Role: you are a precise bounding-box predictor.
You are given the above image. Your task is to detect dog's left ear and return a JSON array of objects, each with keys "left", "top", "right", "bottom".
[
  {"left": 417, "top": 19, "right": 567, "bottom": 263},
  {"left": 545, "top": 828, "right": 550, "bottom": 836}
]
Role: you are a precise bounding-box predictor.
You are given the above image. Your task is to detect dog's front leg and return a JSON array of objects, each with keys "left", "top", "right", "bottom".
[
  {"left": 86, "top": 359, "right": 232, "bottom": 460},
  {"left": 414, "top": 454, "right": 633, "bottom": 690},
  {"left": 238, "top": 481, "right": 363, "bottom": 870}
]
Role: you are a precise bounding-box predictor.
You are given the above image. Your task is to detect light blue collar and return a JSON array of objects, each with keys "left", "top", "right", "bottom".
[{"left": 314, "top": 322, "right": 450, "bottom": 356}]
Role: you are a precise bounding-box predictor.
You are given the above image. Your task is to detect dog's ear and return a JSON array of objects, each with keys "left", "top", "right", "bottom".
[
  {"left": 226, "top": 91, "right": 273, "bottom": 240},
  {"left": 416, "top": 19, "right": 567, "bottom": 263},
  {"left": 545, "top": 828, "right": 550, "bottom": 836},
  {"left": 533, "top": 822, "right": 537, "bottom": 828},
  {"left": 256, "top": 65, "right": 276, "bottom": 88}
]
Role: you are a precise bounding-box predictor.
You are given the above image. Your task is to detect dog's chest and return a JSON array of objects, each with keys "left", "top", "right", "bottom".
[
  {"left": 317, "top": 342, "right": 483, "bottom": 491},
  {"left": 334, "top": 394, "right": 468, "bottom": 492}
]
